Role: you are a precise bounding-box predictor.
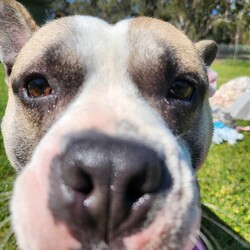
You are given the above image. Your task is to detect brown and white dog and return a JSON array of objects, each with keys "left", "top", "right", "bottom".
[{"left": 0, "top": 0, "right": 217, "bottom": 249}]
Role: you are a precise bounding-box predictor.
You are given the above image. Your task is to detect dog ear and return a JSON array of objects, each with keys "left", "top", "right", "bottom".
[
  {"left": 195, "top": 40, "right": 217, "bottom": 66},
  {"left": 0, "top": 0, "right": 38, "bottom": 77}
]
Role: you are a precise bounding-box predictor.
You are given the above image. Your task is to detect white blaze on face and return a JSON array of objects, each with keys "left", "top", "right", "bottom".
[{"left": 11, "top": 16, "right": 200, "bottom": 250}]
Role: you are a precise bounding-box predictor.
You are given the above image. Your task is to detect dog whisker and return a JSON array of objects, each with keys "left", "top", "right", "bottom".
[
  {"left": 0, "top": 191, "right": 12, "bottom": 197},
  {"left": 0, "top": 196, "right": 10, "bottom": 203},
  {"left": 202, "top": 203, "right": 242, "bottom": 222},
  {"left": 198, "top": 231, "right": 214, "bottom": 250},
  {"left": 0, "top": 228, "right": 14, "bottom": 250},
  {"left": 179, "top": 129, "right": 236, "bottom": 151},
  {"left": 200, "top": 227, "right": 223, "bottom": 250},
  {"left": 202, "top": 213, "right": 250, "bottom": 248},
  {"left": 0, "top": 216, "right": 11, "bottom": 230},
  {"left": 197, "top": 177, "right": 219, "bottom": 182},
  {"left": 0, "top": 207, "right": 9, "bottom": 214},
  {"left": 188, "top": 231, "right": 203, "bottom": 250},
  {"left": 197, "top": 177, "right": 232, "bottom": 182},
  {"left": 176, "top": 130, "right": 192, "bottom": 139}
]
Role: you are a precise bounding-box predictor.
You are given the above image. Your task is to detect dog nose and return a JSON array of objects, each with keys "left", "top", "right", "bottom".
[{"left": 49, "top": 131, "right": 172, "bottom": 242}]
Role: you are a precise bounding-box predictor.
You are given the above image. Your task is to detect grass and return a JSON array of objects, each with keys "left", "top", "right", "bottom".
[
  {"left": 0, "top": 65, "right": 16, "bottom": 249},
  {"left": 211, "top": 59, "right": 250, "bottom": 87},
  {"left": 199, "top": 59, "right": 250, "bottom": 249},
  {"left": 0, "top": 59, "right": 250, "bottom": 249},
  {"left": 199, "top": 134, "right": 250, "bottom": 249}
]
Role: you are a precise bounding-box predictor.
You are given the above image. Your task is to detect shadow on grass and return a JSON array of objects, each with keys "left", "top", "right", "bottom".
[{"left": 201, "top": 205, "right": 250, "bottom": 250}]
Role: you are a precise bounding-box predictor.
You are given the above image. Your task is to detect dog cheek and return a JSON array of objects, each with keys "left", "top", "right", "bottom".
[
  {"left": 191, "top": 101, "right": 213, "bottom": 170},
  {"left": 1, "top": 119, "right": 38, "bottom": 171},
  {"left": 11, "top": 165, "right": 81, "bottom": 250},
  {"left": 1, "top": 94, "right": 59, "bottom": 170}
]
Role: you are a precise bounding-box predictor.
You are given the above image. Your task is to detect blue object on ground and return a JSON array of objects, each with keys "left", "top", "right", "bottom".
[{"left": 212, "top": 121, "right": 244, "bottom": 145}]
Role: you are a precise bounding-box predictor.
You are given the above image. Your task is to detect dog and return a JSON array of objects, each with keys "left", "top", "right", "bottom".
[{"left": 0, "top": 0, "right": 217, "bottom": 249}]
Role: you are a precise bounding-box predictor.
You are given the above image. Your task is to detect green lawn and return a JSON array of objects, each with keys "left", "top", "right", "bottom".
[
  {"left": 0, "top": 60, "right": 250, "bottom": 249},
  {"left": 212, "top": 59, "right": 250, "bottom": 87},
  {"left": 0, "top": 65, "right": 16, "bottom": 249},
  {"left": 199, "top": 59, "right": 250, "bottom": 249}
]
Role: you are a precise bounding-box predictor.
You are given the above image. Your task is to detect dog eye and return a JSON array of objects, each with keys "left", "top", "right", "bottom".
[
  {"left": 169, "top": 80, "right": 193, "bottom": 100},
  {"left": 26, "top": 78, "right": 53, "bottom": 97}
]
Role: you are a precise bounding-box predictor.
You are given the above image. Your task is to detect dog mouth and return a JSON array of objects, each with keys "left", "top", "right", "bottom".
[{"left": 48, "top": 131, "right": 172, "bottom": 247}]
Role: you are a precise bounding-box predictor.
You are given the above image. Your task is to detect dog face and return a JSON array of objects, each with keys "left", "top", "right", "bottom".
[{"left": 0, "top": 1, "right": 217, "bottom": 249}]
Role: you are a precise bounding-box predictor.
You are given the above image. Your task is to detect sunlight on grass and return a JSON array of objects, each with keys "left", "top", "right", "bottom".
[
  {"left": 0, "top": 67, "right": 7, "bottom": 118},
  {"left": 0, "top": 65, "right": 16, "bottom": 249},
  {"left": 198, "top": 59, "right": 250, "bottom": 246},
  {"left": 199, "top": 131, "right": 250, "bottom": 244},
  {"left": 212, "top": 59, "right": 250, "bottom": 87}
]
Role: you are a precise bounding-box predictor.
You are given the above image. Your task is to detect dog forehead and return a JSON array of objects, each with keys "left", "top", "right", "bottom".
[
  {"left": 11, "top": 16, "right": 109, "bottom": 74},
  {"left": 128, "top": 18, "right": 205, "bottom": 75},
  {"left": 12, "top": 16, "right": 204, "bottom": 78}
]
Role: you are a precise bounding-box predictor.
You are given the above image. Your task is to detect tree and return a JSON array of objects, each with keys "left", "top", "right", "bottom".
[
  {"left": 19, "top": 0, "right": 50, "bottom": 24},
  {"left": 210, "top": 0, "right": 250, "bottom": 46},
  {"left": 35, "top": 0, "right": 250, "bottom": 45}
]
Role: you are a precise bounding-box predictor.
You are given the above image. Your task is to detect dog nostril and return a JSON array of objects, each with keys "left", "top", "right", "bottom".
[
  {"left": 61, "top": 162, "right": 93, "bottom": 195},
  {"left": 125, "top": 159, "right": 163, "bottom": 205},
  {"left": 126, "top": 172, "right": 146, "bottom": 204}
]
